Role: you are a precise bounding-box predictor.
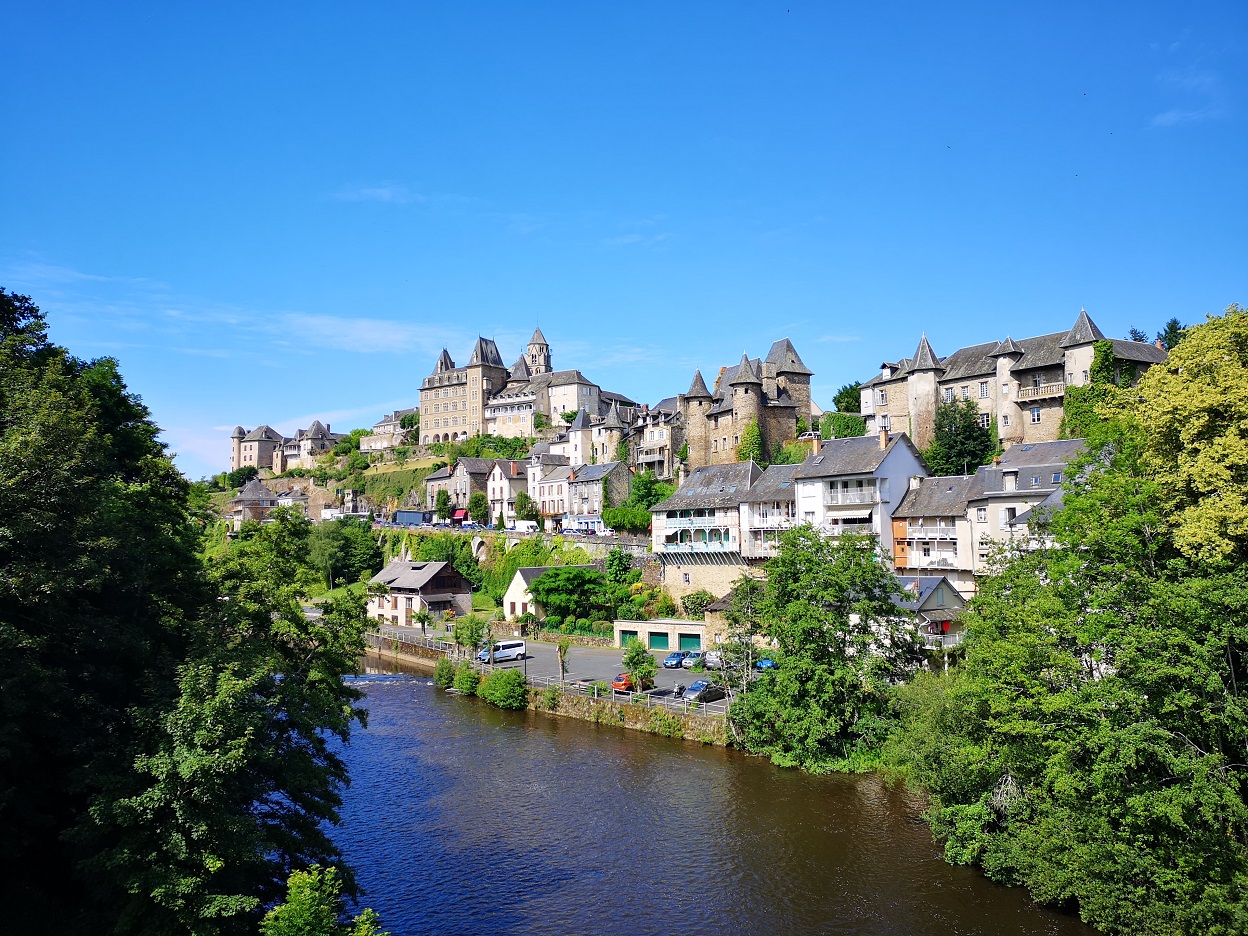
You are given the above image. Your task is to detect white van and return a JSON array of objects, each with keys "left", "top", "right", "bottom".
[{"left": 477, "top": 640, "right": 527, "bottom": 663}]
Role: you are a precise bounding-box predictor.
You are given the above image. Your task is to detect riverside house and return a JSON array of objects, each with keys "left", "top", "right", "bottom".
[{"left": 368, "top": 559, "right": 472, "bottom": 623}]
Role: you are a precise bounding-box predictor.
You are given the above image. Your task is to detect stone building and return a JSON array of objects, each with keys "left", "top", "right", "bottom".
[
  {"left": 564, "top": 461, "right": 632, "bottom": 533},
  {"left": 859, "top": 310, "right": 1167, "bottom": 449},
  {"left": 672, "top": 338, "right": 814, "bottom": 471},
  {"left": 230, "top": 421, "right": 342, "bottom": 473},
  {"left": 419, "top": 338, "right": 509, "bottom": 444},
  {"left": 230, "top": 425, "right": 283, "bottom": 471},
  {"left": 360, "top": 407, "right": 418, "bottom": 453}
]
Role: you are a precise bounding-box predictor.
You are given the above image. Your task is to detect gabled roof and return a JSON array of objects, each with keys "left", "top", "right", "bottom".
[
  {"left": 1059, "top": 309, "right": 1107, "bottom": 348},
  {"left": 456, "top": 457, "right": 497, "bottom": 477},
  {"left": 242, "top": 424, "right": 283, "bottom": 442},
  {"left": 765, "top": 338, "right": 813, "bottom": 376},
  {"left": 990, "top": 336, "right": 1024, "bottom": 357},
  {"left": 425, "top": 465, "right": 453, "bottom": 481},
  {"left": 650, "top": 396, "right": 680, "bottom": 414},
  {"left": 234, "top": 478, "right": 277, "bottom": 501},
  {"left": 794, "top": 433, "right": 924, "bottom": 480},
  {"left": 741, "top": 463, "right": 799, "bottom": 503},
  {"left": 468, "top": 337, "right": 505, "bottom": 368},
  {"left": 910, "top": 335, "right": 944, "bottom": 372},
  {"left": 567, "top": 408, "right": 591, "bottom": 431},
  {"left": 1107, "top": 338, "right": 1167, "bottom": 365},
  {"left": 568, "top": 461, "right": 622, "bottom": 484},
  {"left": 492, "top": 459, "right": 527, "bottom": 479},
  {"left": 893, "top": 475, "right": 976, "bottom": 519},
  {"left": 890, "top": 575, "right": 964, "bottom": 612},
  {"left": 1012, "top": 487, "right": 1065, "bottom": 527},
  {"left": 600, "top": 390, "right": 638, "bottom": 407},
  {"left": 652, "top": 461, "right": 762, "bottom": 511},
  {"left": 686, "top": 369, "right": 712, "bottom": 399},
  {"left": 994, "top": 438, "right": 1086, "bottom": 469},
  {"left": 370, "top": 559, "right": 461, "bottom": 592}
]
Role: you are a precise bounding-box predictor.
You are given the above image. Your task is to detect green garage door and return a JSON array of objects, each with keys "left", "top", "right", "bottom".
[
  {"left": 619, "top": 630, "right": 638, "bottom": 646},
  {"left": 648, "top": 632, "right": 669, "bottom": 651},
  {"left": 678, "top": 633, "right": 702, "bottom": 651}
]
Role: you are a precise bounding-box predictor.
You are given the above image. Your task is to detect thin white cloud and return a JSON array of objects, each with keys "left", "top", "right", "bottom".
[
  {"left": 333, "top": 182, "right": 425, "bottom": 204},
  {"left": 1151, "top": 66, "right": 1226, "bottom": 128},
  {"left": 1151, "top": 106, "right": 1222, "bottom": 127}
]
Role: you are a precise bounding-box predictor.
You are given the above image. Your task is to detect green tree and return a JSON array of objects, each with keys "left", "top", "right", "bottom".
[
  {"left": 528, "top": 566, "right": 611, "bottom": 622},
  {"left": 434, "top": 488, "right": 452, "bottom": 520},
  {"left": 260, "top": 866, "right": 387, "bottom": 936},
  {"left": 886, "top": 418, "right": 1248, "bottom": 935},
  {"left": 736, "top": 418, "right": 763, "bottom": 463},
  {"left": 514, "top": 490, "right": 540, "bottom": 522},
  {"left": 680, "top": 589, "right": 715, "bottom": 620},
  {"left": 479, "top": 669, "right": 529, "bottom": 709},
  {"left": 467, "top": 490, "right": 490, "bottom": 525},
  {"left": 392, "top": 446, "right": 409, "bottom": 467},
  {"left": 832, "top": 382, "right": 861, "bottom": 413},
  {"left": 1127, "top": 326, "right": 1150, "bottom": 343},
  {"left": 601, "top": 506, "right": 652, "bottom": 533},
  {"left": 730, "top": 529, "right": 923, "bottom": 772},
  {"left": 621, "top": 637, "right": 657, "bottom": 691},
  {"left": 556, "top": 636, "right": 572, "bottom": 682},
  {"left": 226, "top": 464, "right": 260, "bottom": 487},
  {"left": 398, "top": 410, "right": 420, "bottom": 439},
  {"left": 1156, "top": 316, "right": 1186, "bottom": 350},
  {"left": 561, "top": 410, "right": 578, "bottom": 424},
  {"left": 625, "top": 470, "right": 674, "bottom": 511},
  {"left": 453, "top": 614, "right": 486, "bottom": 660},
  {"left": 922, "top": 400, "right": 994, "bottom": 476},
  {"left": 820, "top": 411, "right": 866, "bottom": 440},
  {"left": 604, "top": 547, "right": 633, "bottom": 585},
  {"left": 331, "top": 428, "right": 370, "bottom": 456}
]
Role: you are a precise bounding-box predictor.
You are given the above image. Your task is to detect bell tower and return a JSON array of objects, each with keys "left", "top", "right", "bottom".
[{"left": 527, "top": 327, "right": 552, "bottom": 374}]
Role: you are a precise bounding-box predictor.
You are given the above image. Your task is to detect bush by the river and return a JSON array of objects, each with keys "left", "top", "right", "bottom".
[
  {"left": 452, "top": 661, "right": 480, "bottom": 696},
  {"left": 478, "top": 670, "right": 529, "bottom": 710},
  {"left": 433, "top": 657, "right": 455, "bottom": 689}
]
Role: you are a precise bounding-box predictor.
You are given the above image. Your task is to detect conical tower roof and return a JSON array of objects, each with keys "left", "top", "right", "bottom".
[
  {"left": 435, "top": 349, "right": 455, "bottom": 373},
  {"left": 231, "top": 425, "right": 245, "bottom": 439},
  {"left": 910, "top": 335, "right": 944, "bottom": 372},
  {"left": 568, "top": 407, "right": 591, "bottom": 431},
  {"left": 1059, "top": 308, "right": 1106, "bottom": 348},
  {"left": 728, "top": 353, "right": 762, "bottom": 385},
  {"left": 529, "top": 327, "right": 548, "bottom": 345},
  {"left": 601, "top": 398, "right": 626, "bottom": 430},
  {"left": 469, "top": 337, "right": 505, "bottom": 367},
  {"left": 509, "top": 356, "right": 531, "bottom": 381},
  {"left": 990, "top": 336, "right": 1024, "bottom": 356},
  {"left": 686, "top": 369, "right": 712, "bottom": 399},
  {"left": 765, "top": 338, "right": 813, "bottom": 375}
]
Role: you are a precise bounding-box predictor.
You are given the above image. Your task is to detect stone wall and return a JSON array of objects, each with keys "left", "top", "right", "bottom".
[{"left": 658, "top": 561, "right": 762, "bottom": 602}]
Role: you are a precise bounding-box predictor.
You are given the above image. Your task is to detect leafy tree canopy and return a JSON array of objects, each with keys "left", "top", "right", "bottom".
[
  {"left": 820, "top": 411, "right": 866, "bottom": 440},
  {"left": 832, "top": 381, "right": 861, "bottom": 413},
  {"left": 467, "top": 490, "right": 490, "bottom": 524},
  {"left": 922, "top": 400, "right": 994, "bottom": 476},
  {"left": 736, "top": 418, "right": 764, "bottom": 464}
]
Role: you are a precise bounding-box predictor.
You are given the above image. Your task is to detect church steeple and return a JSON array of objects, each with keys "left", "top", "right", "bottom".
[{"left": 527, "top": 327, "right": 552, "bottom": 374}]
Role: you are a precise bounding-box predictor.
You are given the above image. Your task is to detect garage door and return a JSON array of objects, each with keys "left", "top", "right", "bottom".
[
  {"left": 648, "top": 632, "right": 669, "bottom": 650},
  {"left": 619, "top": 630, "right": 638, "bottom": 646},
  {"left": 678, "top": 633, "right": 701, "bottom": 651}
]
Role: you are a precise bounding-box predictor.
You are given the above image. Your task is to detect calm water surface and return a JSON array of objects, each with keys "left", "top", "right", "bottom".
[{"left": 334, "top": 660, "right": 1095, "bottom": 936}]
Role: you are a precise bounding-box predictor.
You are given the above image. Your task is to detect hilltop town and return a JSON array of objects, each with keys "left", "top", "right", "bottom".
[{"left": 223, "top": 308, "right": 1170, "bottom": 640}]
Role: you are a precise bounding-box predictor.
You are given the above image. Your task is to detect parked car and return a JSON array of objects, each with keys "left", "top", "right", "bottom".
[
  {"left": 703, "top": 650, "right": 723, "bottom": 670},
  {"left": 685, "top": 679, "right": 727, "bottom": 703},
  {"left": 610, "top": 672, "right": 654, "bottom": 692},
  {"left": 681, "top": 651, "right": 705, "bottom": 669},
  {"left": 755, "top": 657, "right": 778, "bottom": 671},
  {"left": 662, "top": 651, "right": 691, "bottom": 669}
]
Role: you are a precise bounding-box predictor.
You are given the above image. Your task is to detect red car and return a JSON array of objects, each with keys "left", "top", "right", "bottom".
[{"left": 610, "top": 672, "right": 654, "bottom": 692}]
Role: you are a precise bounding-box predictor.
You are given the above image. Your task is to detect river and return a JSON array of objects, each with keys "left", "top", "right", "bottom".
[{"left": 332, "top": 660, "right": 1095, "bottom": 935}]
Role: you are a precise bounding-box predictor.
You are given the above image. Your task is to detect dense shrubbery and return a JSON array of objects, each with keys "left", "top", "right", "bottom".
[
  {"left": 433, "top": 657, "right": 455, "bottom": 689},
  {"left": 452, "top": 661, "right": 480, "bottom": 695},
  {"left": 478, "top": 669, "right": 529, "bottom": 709}
]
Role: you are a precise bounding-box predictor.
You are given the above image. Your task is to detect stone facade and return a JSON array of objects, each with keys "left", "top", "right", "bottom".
[
  {"left": 420, "top": 338, "right": 510, "bottom": 444},
  {"left": 860, "top": 310, "right": 1167, "bottom": 449}
]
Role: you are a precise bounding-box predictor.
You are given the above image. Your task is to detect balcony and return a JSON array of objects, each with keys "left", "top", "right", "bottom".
[
  {"left": 661, "top": 540, "right": 735, "bottom": 553},
  {"left": 905, "top": 524, "right": 958, "bottom": 540},
  {"left": 746, "top": 512, "right": 798, "bottom": 531},
  {"left": 823, "top": 489, "right": 878, "bottom": 507},
  {"left": 821, "top": 522, "right": 878, "bottom": 538},
  {"left": 1016, "top": 382, "right": 1065, "bottom": 401},
  {"left": 896, "top": 552, "right": 962, "bottom": 571},
  {"left": 662, "top": 515, "right": 729, "bottom": 530},
  {"left": 924, "top": 631, "right": 965, "bottom": 650}
]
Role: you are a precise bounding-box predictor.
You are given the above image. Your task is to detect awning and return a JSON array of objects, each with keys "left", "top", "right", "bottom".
[
  {"left": 451, "top": 509, "right": 469, "bottom": 520},
  {"left": 827, "top": 507, "right": 873, "bottom": 520}
]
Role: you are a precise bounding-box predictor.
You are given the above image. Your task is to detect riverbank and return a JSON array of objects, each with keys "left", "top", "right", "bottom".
[{"left": 360, "top": 648, "right": 728, "bottom": 745}]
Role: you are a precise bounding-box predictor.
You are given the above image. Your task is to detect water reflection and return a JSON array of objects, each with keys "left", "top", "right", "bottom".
[{"left": 333, "top": 673, "right": 1095, "bottom": 936}]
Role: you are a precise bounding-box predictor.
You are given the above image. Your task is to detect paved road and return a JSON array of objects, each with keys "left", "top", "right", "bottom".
[{"left": 375, "top": 624, "right": 709, "bottom": 693}]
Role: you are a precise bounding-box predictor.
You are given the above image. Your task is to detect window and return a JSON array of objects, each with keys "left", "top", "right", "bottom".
[
  {"left": 1082, "top": 370, "right": 1089, "bottom": 383},
  {"left": 878, "top": 389, "right": 888, "bottom": 404},
  {"left": 1031, "top": 475, "right": 1040, "bottom": 486},
  {"left": 979, "top": 381, "right": 989, "bottom": 398},
  {"left": 977, "top": 413, "right": 990, "bottom": 429},
  {"left": 976, "top": 507, "right": 987, "bottom": 522},
  {"left": 943, "top": 388, "right": 954, "bottom": 403},
  {"left": 1030, "top": 406, "right": 1041, "bottom": 424},
  {"left": 961, "top": 386, "right": 969, "bottom": 400},
  {"left": 1052, "top": 472, "right": 1062, "bottom": 483},
  {"left": 682, "top": 573, "right": 690, "bottom": 585},
  {"left": 1001, "top": 415, "right": 1009, "bottom": 427},
  {"left": 880, "top": 415, "right": 890, "bottom": 431}
]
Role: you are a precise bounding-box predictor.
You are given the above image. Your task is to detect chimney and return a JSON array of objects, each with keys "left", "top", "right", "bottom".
[
  {"left": 879, "top": 428, "right": 889, "bottom": 450},
  {"left": 1155, "top": 339, "right": 1164, "bottom": 350},
  {"left": 909, "top": 475, "right": 922, "bottom": 491}
]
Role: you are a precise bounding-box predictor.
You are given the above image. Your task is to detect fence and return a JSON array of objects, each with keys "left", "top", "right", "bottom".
[{"left": 364, "top": 630, "right": 730, "bottom": 717}]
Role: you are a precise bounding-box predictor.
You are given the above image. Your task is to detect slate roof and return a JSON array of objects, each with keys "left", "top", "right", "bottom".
[
  {"left": 741, "top": 463, "right": 799, "bottom": 503},
  {"left": 457, "top": 457, "right": 497, "bottom": 478},
  {"left": 530, "top": 327, "right": 548, "bottom": 345},
  {"left": 686, "top": 369, "right": 712, "bottom": 399},
  {"left": 652, "top": 461, "right": 762, "bottom": 511},
  {"left": 435, "top": 349, "right": 455, "bottom": 372},
  {"left": 370, "top": 559, "right": 459, "bottom": 592},
  {"left": 541, "top": 465, "right": 572, "bottom": 483},
  {"left": 893, "top": 475, "right": 976, "bottom": 518},
  {"left": 600, "top": 399, "right": 626, "bottom": 430},
  {"left": 650, "top": 396, "right": 680, "bottom": 413},
  {"left": 568, "top": 461, "right": 622, "bottom": 484},
  {"left": 492, "top": 459, "right": 527, "bottom": 479},
  {"left": 1059, "top": 309, "right": 1106, "bottom": 348},
  {"left": 1012, "top": 487, "right": 1065, "bottom": 527},
  {"left": 468, "top": 337, "right": 505, "bottom": 368},
  {"left": 233, "top": 479, "right": 277, "bottom": 502},
  {"left": 242, "top": 424, "right": 283, "bottom": 442},
  {"left": 729, "top": 353, "right": 763, "bottom": 385},
  {"left": 600, "top": 390, "right": 638, "bottom": 407},
  {"left": 526, "top": 441, "right": 553, "bottom": 457},
  {"left": 911, "top": 335, "right": 943, "bottom": 372},
  {"left": 994, "top": 438, "right": 1086, "bottom": 470},
  {"left": 231, "top": 425, "right": 245, "bottom": 439},
  {"left": 794, "top": 433, "right": 923, "bottom": 480},
  {"left": 509, "top": 356, "right": 531, "bottom": 381},
  {"left": 765, "top": 338, "right": 813, "bottom": 376},
  {"left": 425, "top": 465, "right": 453, "bottom": 482},
  {"left": 1106, "top": 338, "right": 1167, "bottom": 365},
  {"left": 567, "top": 408, "right": 592, "bottom": 431},
  {"left": 891, "top": 575, "right": 963, "bottom": 612}
]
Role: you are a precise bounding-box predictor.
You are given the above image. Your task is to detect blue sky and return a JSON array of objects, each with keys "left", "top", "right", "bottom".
[{"left": 3, "top": 2, "right": 1244, "bottom": 480}]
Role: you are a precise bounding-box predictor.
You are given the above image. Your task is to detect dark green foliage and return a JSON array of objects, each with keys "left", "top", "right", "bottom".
[
  {"left": 1127, "top": 326, "right": 1150, "bottom": 343},
  {"left": 616, "top": 439, "right": 629, "bottom": 462},
  {"left": 260, "top": 866, "right": 387, "bottom": 936},
  {"left": 452, "top": 661, "right": 480, "bottom": 695},
  {"left": 429, "top": 434, "right": 532, "bottom": 461},
  {"left": 478, "top": 669, "right": 529, "bottom": 710},
  {"left": 467, "top": 490, "right": 489, "bottom": 524},
  {"left": 654, "top": 591, "right": 677, "bottom": 617},
  {"left": 832, "top": 381, "right": 861, "bottom": 413},
  {"left": 604, "top": 470, "right": 675, "bottom": 532},
  {"left": 768, "top": 440, "right": 811, "bottom": 465},
  {"left": 604, "top": 547, "right": 633, "bottom": 585},
  {"left": 434, "top": 489, "right": 452, "bottom": 520},
  {"left": 226, "top": 464, "right": 259, "bottom": 487},
  {"left": 602, "top": 505, "right": 652, "bottom": 533},
  {"left": 621, "top": 638, "right": 657, "bottom": 690},
  {"left": 533, "top": 412, "right": 550, "bottom": 430},
  {"left": 680, "top": 589, "right": 715, "bottom": 620},
  {"left": 528, "top": 566, "right": 611, "bottom": 621},
  {"left": 331, "top": 428, "right": 370, "bottom": 456},
  {"left": 1060, "top": 339, "right": 1120, "bottom": 439},
  {"left": 1156, "top": 316, "right": 1186, "bottom": 350},
  {"left": 730, "top": 529, "right": 923, "bottom": 772},
  {"left": 561, "top": 410, "right": 578, "bottom": 424},
  {"left": 886, "top": 420, "right": 1248, "bottom": 934},
  {"left": 922, "top": 400, "right": 994, "bottom": 475},
  {"left": 433, "top": 657, "right": 455, "bottom": 689},
  {"left": 513, "top": 489, "right": 539, "bottom": 521},
  {"left": 398, "top": 411, "right": 419, "bottom": 431},
  {"left": 309, "top": 517, "right": 384, "bottom": 589},
  {"left": 820, "top": 411, "right": 866, "bottom": 440}
]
